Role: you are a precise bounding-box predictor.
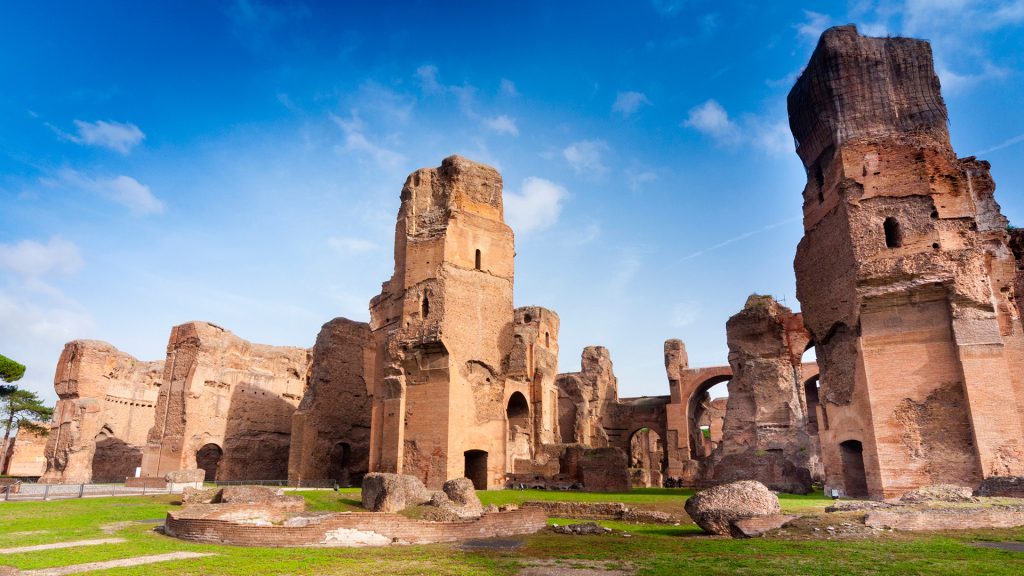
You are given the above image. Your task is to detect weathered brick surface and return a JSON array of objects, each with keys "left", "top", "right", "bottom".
[
  {"left": 165, "top": 507, "right": 547, "bottom": 547},
  {"left": 790, "top": 25, "right": 1024, "bottom": 499}
]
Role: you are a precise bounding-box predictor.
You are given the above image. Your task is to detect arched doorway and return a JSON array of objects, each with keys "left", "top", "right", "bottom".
[
  {"left": 839, "top": 440, "right": 868, "bottom": 498},
  {"left": 91, "top": 425, "right": 141, "bottom": 483},
  {"left": 628, "top": 427, "right": 665, "bottom": 488},
  {"left": 196, "top": 443, "right": 223, "bottom": 482},
  {"left": 506, "top": 392, "right": 531, "bottom": 470},
  {"left": 464, "top": 450, "right": 488, "bottom": 490},
  {"left": 327, "top": 442, "right": 351, "bottom": 486},
  {"left": 804, "top": 375, "right": 821, "bottom": 434},
  {"left": 688, "top": 376, "right": 731, "bottom": 460}
]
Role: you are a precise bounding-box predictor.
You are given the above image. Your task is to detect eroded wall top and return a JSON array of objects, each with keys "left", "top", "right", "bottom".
[{"left": 788, "top": 24, "right": 949, "bottom": 168}]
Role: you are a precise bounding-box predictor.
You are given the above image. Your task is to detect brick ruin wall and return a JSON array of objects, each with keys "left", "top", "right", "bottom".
[
  {"left": 141, "top": 321, "right": 309, "bottom": 481},
  {"left": 704, "top": 295, "right": 816, "bottom": 493},
  {"left": 288, "top": 317, "right": 373, "bottom": 486},
  {"left": 41, "top": 340, "right": 163, "bottom": 483},
  {"left": 3, "top": 425, "right": 48, "bottom": 477},
  {"left": 790, "top": 25, "right": 1024, "bottom": 498}
]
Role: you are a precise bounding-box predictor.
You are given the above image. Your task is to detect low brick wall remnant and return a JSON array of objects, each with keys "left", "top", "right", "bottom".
[{"left": 164, "top": 505, "right": 547, "bottom": 547}]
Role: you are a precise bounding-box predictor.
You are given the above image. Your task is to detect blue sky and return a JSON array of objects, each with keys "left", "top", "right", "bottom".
[{"left": 2, "top": 1, "right": 1023, "bottom": 405}]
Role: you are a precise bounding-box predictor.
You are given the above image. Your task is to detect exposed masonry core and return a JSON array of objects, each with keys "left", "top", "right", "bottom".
[{"left": 791, "top": 25, "right": 1024, "bottom": 499}]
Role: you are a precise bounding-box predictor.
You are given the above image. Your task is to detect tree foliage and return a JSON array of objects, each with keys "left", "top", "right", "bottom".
[{"left": 0, "top": 354, "right": 26, "bottom": 384}]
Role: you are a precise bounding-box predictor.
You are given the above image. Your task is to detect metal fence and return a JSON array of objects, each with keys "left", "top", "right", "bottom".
[
  {"left": 1, "top": 478, "right": 347, "bottom": 502},
  {"left": 1, "top": 481, "right": 174, "bottom": 501}
]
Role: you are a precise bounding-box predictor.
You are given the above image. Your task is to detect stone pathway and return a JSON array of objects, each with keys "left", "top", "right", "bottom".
[
  {"left": 0, "top": 539, "right": 125, "bottom": 555},
  {"left": 17, "top": 552, "right": 213, "bottom": 575}
]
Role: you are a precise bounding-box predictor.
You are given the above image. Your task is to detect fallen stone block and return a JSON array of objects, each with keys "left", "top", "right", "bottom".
[
  {"left": 729, "top": 514, "right": 798, "bottom": 538},
  {"left": 684, "top": 480, "right": 780, "bottom": 536}
]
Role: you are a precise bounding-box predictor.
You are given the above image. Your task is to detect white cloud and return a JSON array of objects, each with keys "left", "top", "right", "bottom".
[
  {"left": 563, "top": 139, "right": 611, "bottom": 176},
  {"left": 504, "top": 177, "right": 569, "bottom": 234},
  {"left": 682, "top": 99, "right": 741, "bottom": 146},
  {"left": 327, "top": 236, "right": 379, "bottom": 254},
  {"left": 56, "top": 169, "right": 165, "bottom": 215},
  {"left": 55, "top": 120, "right": 145, "bottom": 154},
  {"left": 796, "top": 10, "right": 831, "bottom": 42},
  {"left": 750, "top": 119, "right": 794, "bottom": 155},
  {"left": 629, "top": 171, "right": 658, "bottom": 192},
  {"left": 613, "top": 91, "right": 652, "bottom": 117},
  {"left": 331, "top": 112, "right": 406, "bottom": 170},
  {"left": 500, "top": 78, "right": 518, "bottom": 97},
  {"left": 938, "top": 62, "right": 1010, "bottom": 93},
  {"left": 0, "top": 237, "right": 83, "bottom": 279},
  {"left": 416, "top": 64, "right": 444, "bottom": 94},
  {"left": 483, "top": 115, "right": 519, "bottom": 136}
]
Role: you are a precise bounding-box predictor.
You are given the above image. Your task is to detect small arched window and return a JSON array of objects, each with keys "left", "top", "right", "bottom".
[
  {"left": 475, "top": 249, "right": 481, "bottom": 270},
  {"left": 883, "top": 217, "right": 902, "bottom": 248},
  {"left": 545, "top": 332, "right": 550, "bottom": 347},
  {"left": 421, "top": 292, "right": 430, "bottom": 318}
]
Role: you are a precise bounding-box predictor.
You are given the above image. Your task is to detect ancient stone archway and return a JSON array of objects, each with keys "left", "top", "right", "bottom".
[
  {"left": 327, "top": 442, "right": 352, "bottom": 486},
  {"left": 506, "top": 392, "right": 531, "bottom": 469},
  {"left": 686, "top": 375, "right": 731, "bottom": 460},
  {"left": 91, "top": 425, "right": 143, "bottom": 483},
  {"left": 464, "top": 449, "right": 488, "bottom": 490},
  {"left": 628, "top": 427, "right": 665, "bottom": 488},
  {"left": 196, "top": 443, "right": 222, "bottom": 483},
  {"left": 839, "top": 440, "right": 868, "bottom": 498}
]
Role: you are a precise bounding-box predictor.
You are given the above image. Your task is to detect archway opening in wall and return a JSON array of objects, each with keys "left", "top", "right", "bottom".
[
  {"left": 475, "top": 249, "right": 482, "bottom": 270},
  {"left": 464, "top": 450, "right": 488, "bottom": 490},
  {"left": 91, "top": 425, "right": 142, "bottom": 483},
  {"left": 628, "top": 427, "right": 665, "bottom": 488},
  {"left": 688, "top": 376, "right": 731, "bottom": 461},
  {"left": 839, "top": 440, "right": 869, "bottom": 498},
  {"left": 327, "top": 442, "right": 351, "bottom": 486},
  {"left": 804, "top": 375, "right": 821, "bottom": 434},
  {"left": 884, "top": 217, "right": 902, "bottom": 248},
  {"left": 196, "top": 443, "right": 223, "bottom": 483},
  {"left": 507, "top": 392, "right": 531, "bottom": 470}
]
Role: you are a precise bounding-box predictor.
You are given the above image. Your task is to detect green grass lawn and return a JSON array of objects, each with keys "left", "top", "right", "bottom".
[{"left": 0, "top": 489, "right": 1021, "bottom": 575}]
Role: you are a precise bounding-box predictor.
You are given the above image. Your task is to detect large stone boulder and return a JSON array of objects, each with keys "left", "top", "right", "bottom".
[
  {"left": 423, "top": 477, "right": 484, "bottom": 521},
  {"left": 684, "top": 480, "right": 780, "bottom": 535},
  {"left": 361, "top": 473, "right": 432, "bottom": 512},
  {"left": 443, "top": 478, "right": 482, "bottom": 513}
]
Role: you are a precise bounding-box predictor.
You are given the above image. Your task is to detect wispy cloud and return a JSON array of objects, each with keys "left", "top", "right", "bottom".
[
  {"left": 682, "top": 99, "right": 793, "bottom": 155},
  {"left": 975, "top": 132, "right": 1024, "bottom": 155},
  {"left": 499, "top": 78, "right": 519, "bottom": 97},
  {"left": 671, "top": 301, "right": 700, "bottom": 327},
  {"left": 677, "top": 215, "right": 802, "bottom": 262},
  {"left": 796, "top": 10, "right": 831, "bottom": 42},
  {"left": 55, "top": 169, "right": 165, "bottom": 215},
  {"left": 682, "top": 100, "right": 741, "bottom": 145},
  {"left": 483, "top": 114, "right": 519, "bottom": 136},
  {"left": 504, "top": 177, "right": 569, "bottom": 234},
  {"left": 331, "top": 112, "right": 406, "bottom": 170},
  {"left": 0, "top": 236, "right": 83, "bottom": 279},
  {"left": 563, "top": 139, "right": 611, "bottom": 176},
  {"left": 629, "top": 170, "right": 658, "bottom": 192},
  {"left": 52, "top": 120, "right": 145, "bottom": 154},
  {"left": 613, "top": 91, "right": 652, "bottom": 117}
]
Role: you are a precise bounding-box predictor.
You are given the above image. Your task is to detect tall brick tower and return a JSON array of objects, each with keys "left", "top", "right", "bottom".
[
  {"left": 367, "top": 156, "right": 517, "bottom": 489},
  {"left": 790, "top": 26, "right": 1024, "bottom": 499}
]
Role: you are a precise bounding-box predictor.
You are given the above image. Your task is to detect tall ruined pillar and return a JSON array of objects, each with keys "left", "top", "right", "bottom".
[
  {"left": 790, "top": 25, "right": 1024, "bottom": 498},
  {"left": 705, "top": 295, "right": 815, "bottom": 493},
  {"left": 367, "top": 156, "right": 515, "bottom": 489}
]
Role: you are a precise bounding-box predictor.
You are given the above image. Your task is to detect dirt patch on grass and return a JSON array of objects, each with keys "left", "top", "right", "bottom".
[{"left": 518, "top": 559, "right": 634, "bottom": 576}]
